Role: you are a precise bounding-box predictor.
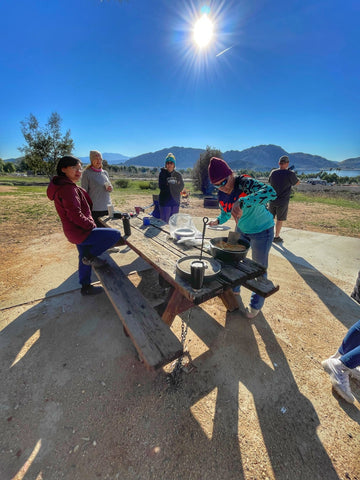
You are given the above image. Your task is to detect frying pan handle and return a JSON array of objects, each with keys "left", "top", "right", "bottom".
[{"left": 199, "top": 217, "right": 209, "bottom": 261}]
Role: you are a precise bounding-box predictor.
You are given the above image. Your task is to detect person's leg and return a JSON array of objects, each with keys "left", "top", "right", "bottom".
[
  {"left": 232, "top": 231, "right": 251, "bottom": 295},
  {"left": 159, "top": 206, "right": 171, "bottom": 223},
  {"left": 246, "top": 227, "right": 274, "bottom": 312},
  {"left": 338, "top": 320, "right": 360, "bottom": 368},
  {"left": 76, "top": 244, "right": 92, "bottom": 286},
  {"left": 275, "top": 219, "right": 283, "bottom": 238},
  {"left": 322, "top": 320, "right": 360, "bottom": 402},
  {"left": 351, "top": 270, "right": 360, "bottom": 304},
  {"left": 171, "top": 204, "right": 180, "bottom": 217},
  {"left": 273, "top": 204, "right": 288, "bottom": 241},
  {"left": 268, "top": 203, "right": 276, "bottom": 219},
  {"left": 80, "top": 228, "right": 121, "bottom": 258}
]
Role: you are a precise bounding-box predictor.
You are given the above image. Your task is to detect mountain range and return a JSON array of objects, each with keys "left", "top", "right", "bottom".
[
  {"left": 5, "top": 145, "right": 360, "bottom": 171},
  {"left": 122, "top": 145, "right": 360, "bottom": 172}
]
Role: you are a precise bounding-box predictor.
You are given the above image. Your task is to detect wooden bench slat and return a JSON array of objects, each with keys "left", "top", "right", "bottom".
[
  {"left": 242, "top": 277, "right": 280, "bottom": 298},
  {"left": 93, "top": 255, "right": 183, "bottom": 370}
]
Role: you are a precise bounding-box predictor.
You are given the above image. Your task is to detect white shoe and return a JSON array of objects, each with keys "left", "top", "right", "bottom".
[
  {"left": 107, "top": 247, "right": 120, "bottom": 254},
  {"left": 82, "top": 256, "right": 107, "bottom": 268},
  {"left": 245, "top": 306, "right": 260, "bottom": 319},
  {"left": 331, "top": 351, "right": 360, "bottom": 381},
  {"left": 321, "top": 357, "right": 355, "bottom": 403},
  {"left": 350, "top": 366, "right": 360, "bottom": 381}
]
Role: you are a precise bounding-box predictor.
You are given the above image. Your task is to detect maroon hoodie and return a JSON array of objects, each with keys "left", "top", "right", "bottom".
[{"left": 47, "top": 175, "right": 96, "bottom": 244}]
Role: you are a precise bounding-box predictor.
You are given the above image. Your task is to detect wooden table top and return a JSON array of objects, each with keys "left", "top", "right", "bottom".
[{"left": 100, "top": 214, "right": 266, "bottom": 306}]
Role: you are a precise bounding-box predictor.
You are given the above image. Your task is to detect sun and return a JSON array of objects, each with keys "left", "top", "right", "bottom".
[{"left": 193, "top": 14, "right": 214, "bottom": 48}]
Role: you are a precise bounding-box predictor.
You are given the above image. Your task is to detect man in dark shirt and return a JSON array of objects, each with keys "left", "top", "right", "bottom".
[{"left": 268, "top": 155, "right": 299, "bottom": 243}]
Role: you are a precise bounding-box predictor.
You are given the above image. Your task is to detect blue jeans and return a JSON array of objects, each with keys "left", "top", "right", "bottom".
[
  {"left": 233, "top": 226, "right": 274, "bottom": 311},
  {"left": 76, "top": 228, "right": 121, "bottom": 286},
  {"left": 339, "top": 320, "right": 360, "bottom": 369},
  {"left": 159, "top": 204, "right": 179, "bottom": 223}
]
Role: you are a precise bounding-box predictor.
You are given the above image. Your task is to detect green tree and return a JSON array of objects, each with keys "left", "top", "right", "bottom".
[
  {"left": 4, "top": 162, "right": 16, "bottom": 173},
  {"left": 19, "top": 112, "right": 74, "bottom": 178},
  {"left": 0, "top": 158, "right": 4, "bottom": 173},
  {"left": 192, "top": 146, "right": 222, "bottom": 194}
]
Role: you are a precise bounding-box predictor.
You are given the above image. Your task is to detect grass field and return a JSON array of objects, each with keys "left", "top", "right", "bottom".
[{"left": 1, "top": 176, "right": 359, "bottom": 238}]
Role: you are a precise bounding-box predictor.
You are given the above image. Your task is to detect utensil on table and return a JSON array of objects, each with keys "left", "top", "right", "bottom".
[
  {"left": 227, "top": 231, "right": 241, "bottom": 244},
  {"left": 199, "top": 216, "right": 209, "bottom": 261},
  {"left": 134, "top": 202, "right": 154, "bottom": 215},
  {"left": 189, "top": 216, "right": 209, "bottom": 289}
]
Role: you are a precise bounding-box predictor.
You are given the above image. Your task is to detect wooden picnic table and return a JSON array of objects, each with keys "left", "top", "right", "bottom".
[
  {"left": 94, "top": 213, "right": 279, "bottom": 370},
  {"left": 100, "top": 213, "right": 277, "bottom": 325}
]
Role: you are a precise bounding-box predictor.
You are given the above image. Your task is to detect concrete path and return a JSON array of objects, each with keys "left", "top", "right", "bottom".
[{"left": 192, "top": 217, "right": 360, "bottom": 284}]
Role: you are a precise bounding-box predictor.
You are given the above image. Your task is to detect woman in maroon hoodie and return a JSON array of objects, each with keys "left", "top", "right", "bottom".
[{"left": 47, "top": 155, "right": 123, "bottom": 295}]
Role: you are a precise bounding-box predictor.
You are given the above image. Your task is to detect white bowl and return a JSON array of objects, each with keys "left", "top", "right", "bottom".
[{"left": 173, "top": 227, "right": 196, "bottom": 240}]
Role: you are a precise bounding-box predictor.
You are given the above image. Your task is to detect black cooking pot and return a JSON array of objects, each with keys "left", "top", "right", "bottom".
[{"left": 209, "top": 237, "right": 250, "bottom": 263}]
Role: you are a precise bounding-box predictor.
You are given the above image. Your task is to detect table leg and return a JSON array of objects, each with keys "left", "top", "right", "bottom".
[
  {"left": 219, "top": 289, "right": 239, "bottom": 312},
  {"left": 157, "top": 287, "right": 195, "bottom": 326}
]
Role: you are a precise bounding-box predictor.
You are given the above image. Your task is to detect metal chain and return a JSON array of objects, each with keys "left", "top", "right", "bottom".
[{"left": 166, "top": 310, "right": 193, "bottom": 388}]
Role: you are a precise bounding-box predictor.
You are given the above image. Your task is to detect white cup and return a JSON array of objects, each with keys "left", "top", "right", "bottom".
[{"left": 107, "top": 204, "right": 114, "bottom": 218}]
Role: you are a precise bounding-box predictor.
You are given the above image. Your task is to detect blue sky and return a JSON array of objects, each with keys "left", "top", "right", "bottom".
[{"left": 1, "top": 0, "right": 359, "bottom": 161}]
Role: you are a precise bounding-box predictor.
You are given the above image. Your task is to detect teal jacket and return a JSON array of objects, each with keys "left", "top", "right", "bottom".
[{"left": 216, "top": 175, "right": 276, "bottom": 234}]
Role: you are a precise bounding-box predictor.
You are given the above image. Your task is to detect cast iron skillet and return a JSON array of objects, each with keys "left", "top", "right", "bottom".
[{"left": 209, "top": 237, "right": 250, "bottom": 263}]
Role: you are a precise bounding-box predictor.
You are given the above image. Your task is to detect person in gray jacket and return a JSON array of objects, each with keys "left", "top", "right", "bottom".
[{"left": 81, "top": 150, "right": 113, "bottom": 227}]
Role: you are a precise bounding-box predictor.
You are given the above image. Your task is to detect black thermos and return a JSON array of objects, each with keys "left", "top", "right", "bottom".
[
  {"left": 122, "top": 215, "right": 131, "bottom": 236},
  {"left": 190, "top": 260, "right": 205, "bottom": 289}
]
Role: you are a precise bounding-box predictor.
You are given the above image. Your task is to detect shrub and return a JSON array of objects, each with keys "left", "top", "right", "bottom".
[
  {"left": 139, "top": 181, "right": 152, "bottom": 190},
  {"left": 115, "top": 179, "right": 130, "bottom": 188}
]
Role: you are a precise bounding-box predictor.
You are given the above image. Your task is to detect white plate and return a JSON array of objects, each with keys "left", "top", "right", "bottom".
[{"left": 207, "top": 225, "right": 231, "bottom": 231}]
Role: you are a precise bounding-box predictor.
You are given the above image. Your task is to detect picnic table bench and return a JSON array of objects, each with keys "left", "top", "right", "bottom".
[
  {"left": 95, "top": 214, "right": 279, "bottom": 370},
  {"left": 93, "top": 255, "right": 183, "bottom": 370}
]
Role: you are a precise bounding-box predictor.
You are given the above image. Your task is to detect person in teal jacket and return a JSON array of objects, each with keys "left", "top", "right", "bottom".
[{"left": 208, "top": 157, "right": 277, "bottom": 318}]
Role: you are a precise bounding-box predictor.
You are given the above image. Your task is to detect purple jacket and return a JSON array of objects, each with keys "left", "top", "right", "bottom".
[{"left": 47, "top": 176, "right": 96, "bottom": 244}]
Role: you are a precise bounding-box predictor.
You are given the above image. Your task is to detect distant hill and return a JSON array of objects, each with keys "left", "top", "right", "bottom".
[
  {"left": 125, "top": 146, "right": 204, "bottom": 169},
  {"left": 4, "top": 146, "right": 360, "bottom": 171},
  {"left": 338, "top": 157, "right": 360, "bottom": 169},
  {"left": 126, "top": 144, "right": 360, "bottom": 171},
  {"left": 79, "top": 152, "right": 130, "bottom": 165}
]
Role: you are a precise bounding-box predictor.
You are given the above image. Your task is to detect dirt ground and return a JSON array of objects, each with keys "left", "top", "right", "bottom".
[{"left": 1, "top": 189, "right": 360, "bottom": 480}]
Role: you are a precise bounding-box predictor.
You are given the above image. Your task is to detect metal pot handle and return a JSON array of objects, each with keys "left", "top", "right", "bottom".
[{"left": 199, "top": 217, "right": 209, "bottom": 261}]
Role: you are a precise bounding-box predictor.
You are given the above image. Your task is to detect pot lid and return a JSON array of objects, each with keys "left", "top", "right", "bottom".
[{"left": 176, "top": 255, "right": 222, "bottom": 278}]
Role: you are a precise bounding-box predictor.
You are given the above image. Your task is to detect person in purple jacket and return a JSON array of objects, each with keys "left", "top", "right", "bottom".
[
  {"left": 47, "top": 155, "right": 123, "bottom": 295},
  {"left": 208, "top": 157, "right": 277, "bottom": 318}
]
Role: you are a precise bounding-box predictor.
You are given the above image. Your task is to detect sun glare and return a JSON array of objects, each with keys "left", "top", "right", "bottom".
[{"left": 193, "top": 14, "right": 214, "bottom": 48}]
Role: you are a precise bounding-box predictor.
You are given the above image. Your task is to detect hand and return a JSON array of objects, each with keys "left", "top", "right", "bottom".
[
  {"left": 231, "top": 202, "right": 243, "bottom": 222},
  {"left": 106, "top": 185, "right": 113, "bottom": 192},
  {"left": 209, "top": 219, "right": 219, "bottom": 227}
]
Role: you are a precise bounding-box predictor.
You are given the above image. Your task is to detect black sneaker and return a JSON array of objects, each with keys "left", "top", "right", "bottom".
[
  {"left": 81, "top": 285, "right": 104, "bottom": 296},
  {"left": 82, "top": 256, "right": 107, "bottom": 268},
  {"left": 273, "top": 236, "right": 283, "bottom": 243}
]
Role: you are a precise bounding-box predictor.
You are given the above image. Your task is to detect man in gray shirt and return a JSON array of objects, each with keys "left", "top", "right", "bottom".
[{"left": 268, "top": 155, "right": 299, "bottom": 243}]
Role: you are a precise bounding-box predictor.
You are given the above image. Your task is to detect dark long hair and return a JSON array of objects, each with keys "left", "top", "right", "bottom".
[{"left": 56, "top": 155, "right": 81, "bottom": 176}]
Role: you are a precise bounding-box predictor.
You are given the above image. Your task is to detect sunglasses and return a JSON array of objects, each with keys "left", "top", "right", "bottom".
[{"left": 213, "top": 177, "right": 228, "bottom": 189}]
